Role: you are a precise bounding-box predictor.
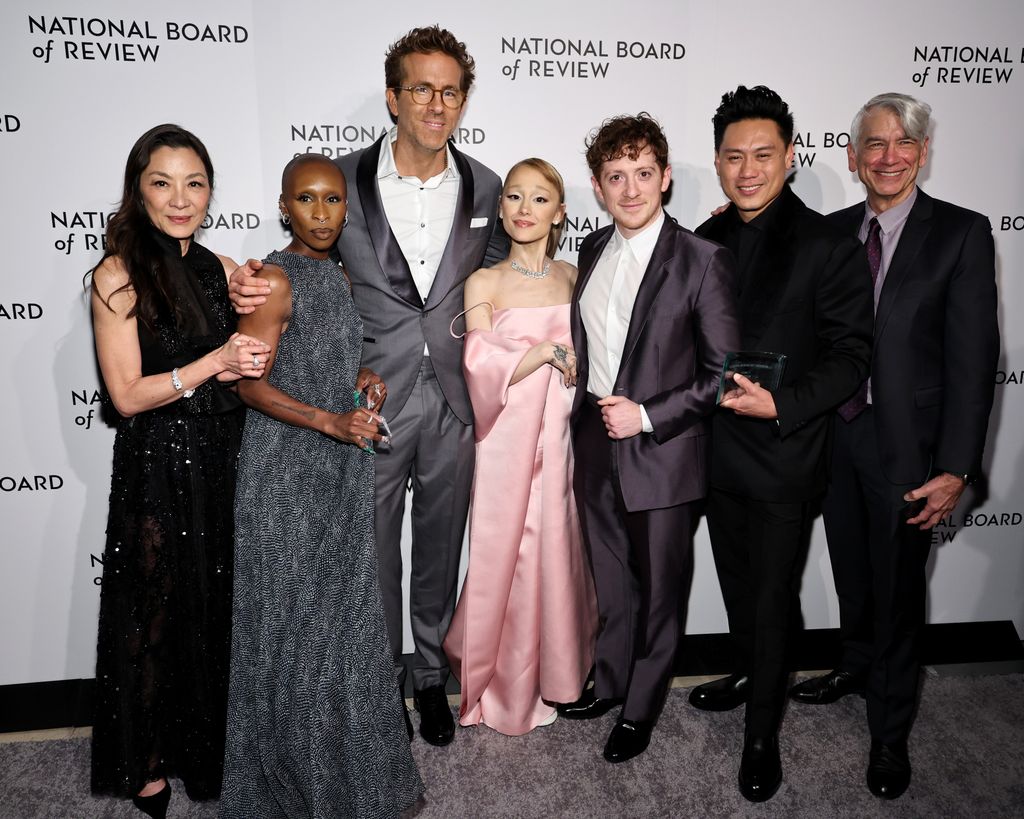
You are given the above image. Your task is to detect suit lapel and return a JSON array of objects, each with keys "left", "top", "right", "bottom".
[
  {"left": 425, "top": 143, "right": 474, "bottom": 309},
  {"left": 618, "top": 218, "right": 675, "bottom": 375},
  {"left": 875, "top": 190, "right": 932, "bottom": 340},
  {"left": 356, "top": 136, "right": 423, "bottom": 309}
]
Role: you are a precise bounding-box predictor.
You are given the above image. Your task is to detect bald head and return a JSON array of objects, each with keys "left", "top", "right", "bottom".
[{"left": 281, "top": 154, "right": 345, "bottom": 194}]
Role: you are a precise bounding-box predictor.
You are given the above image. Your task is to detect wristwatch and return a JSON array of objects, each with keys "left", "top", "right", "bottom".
[{"left": 171, "top": 367, "right": 196, "bottom": 399}]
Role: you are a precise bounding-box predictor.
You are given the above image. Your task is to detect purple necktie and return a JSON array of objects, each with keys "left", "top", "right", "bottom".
[{"left": 837, "top": 217, "right": 881, "bottom": 423}]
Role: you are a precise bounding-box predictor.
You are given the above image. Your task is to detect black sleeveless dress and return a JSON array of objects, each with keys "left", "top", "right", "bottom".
[{"left": 91, "top": 236, "right": 243, "bottom": 800}]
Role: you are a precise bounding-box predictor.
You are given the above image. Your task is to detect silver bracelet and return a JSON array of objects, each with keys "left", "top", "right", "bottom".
[{"left": 171, "top": 367, "right": 195, "bottom": 399}]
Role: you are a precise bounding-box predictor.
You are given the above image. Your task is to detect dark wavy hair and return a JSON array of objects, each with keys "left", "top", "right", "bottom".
[
  {"left": 90, "top": 124, "right": 214, "bottom": 330},
  {"left": 712, "top": 85, "right": 794, "bottom": 151},
  {"left": 585, "top": 112, "right": 669, "bottom": 177},
  {"left": 384, "top": 25, "right": 476, "bottom": 94}
]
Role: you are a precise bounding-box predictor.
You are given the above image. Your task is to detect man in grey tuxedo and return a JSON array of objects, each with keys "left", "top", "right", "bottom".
[
  {"left": 233, "top": 26, "right": 506, "bottom": 746},
  {"left": 337, "top": 25, "right": 505, "bottom": 747}
]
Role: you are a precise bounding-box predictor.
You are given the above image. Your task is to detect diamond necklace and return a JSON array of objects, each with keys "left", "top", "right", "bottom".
[{"left": 510, "top": 258, "right": 551, "bottom": 279}]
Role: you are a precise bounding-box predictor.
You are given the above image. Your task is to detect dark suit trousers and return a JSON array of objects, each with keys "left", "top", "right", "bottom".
[
  {"left": 706, "top": 488, "right": 811, "bottom": 737},
  {"left": 573, "top": 399, "right": 694, "bottom": 723},
  {"left": 822, "top": 408, "right": 931, "bottom": 745},
  {"left": 373, "top": 357, "right": 475, "bottom": 691}
]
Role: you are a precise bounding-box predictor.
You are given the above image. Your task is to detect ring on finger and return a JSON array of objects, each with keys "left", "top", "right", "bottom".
[{"left": 252, "top": 355, "right": 260, "bottom": 367}]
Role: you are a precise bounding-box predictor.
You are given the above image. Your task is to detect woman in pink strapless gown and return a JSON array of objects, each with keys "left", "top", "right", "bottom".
[{"left": 444, "top": 159, "right": 597, "bottom": 736}]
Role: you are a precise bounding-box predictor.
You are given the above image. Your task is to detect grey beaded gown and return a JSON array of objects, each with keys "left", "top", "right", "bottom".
[{"left": 221, "top": 250, "right": 423, "bottom": 818}]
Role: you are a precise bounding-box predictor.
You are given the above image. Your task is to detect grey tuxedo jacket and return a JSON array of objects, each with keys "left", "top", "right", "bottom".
[{"left": 335, "top": 137, "right": 505, "bottom": 424}]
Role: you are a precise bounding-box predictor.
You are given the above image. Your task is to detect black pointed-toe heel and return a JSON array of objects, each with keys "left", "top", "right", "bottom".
[{"left": 131, "top": 781, "right": 171, "bottom": 819}]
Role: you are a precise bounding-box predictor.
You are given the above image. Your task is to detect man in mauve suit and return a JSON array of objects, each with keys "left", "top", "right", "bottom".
[
  {"left": 686, "top": 86, "right": 874, "bottom": 803},
  {"left": 555, "top": 113, "right": 740, "bottom": 764},
  {"left": 789, "top": 92, "right": 999, "bottom": 800},
  {"left": 232, "top": 26, "right": 506, "bottom": 747}
]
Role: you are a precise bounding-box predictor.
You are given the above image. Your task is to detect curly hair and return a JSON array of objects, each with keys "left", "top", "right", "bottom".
[
  {"left": 384, "top": 25, "right": 476, "bottom": 94},
  {"left": 585, "top": 112, "right": 669, "bottom": 177}
]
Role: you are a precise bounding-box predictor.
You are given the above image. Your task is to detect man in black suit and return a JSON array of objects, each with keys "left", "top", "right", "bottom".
[
  {"left": 557, "top": 114, "right": 739, "bottom": 764},
  {"left": 686, "top": 86, "right": 874, "bottom": 802},
  {"left": 789, "top": 92, "right": 999, "bottom": 800}
]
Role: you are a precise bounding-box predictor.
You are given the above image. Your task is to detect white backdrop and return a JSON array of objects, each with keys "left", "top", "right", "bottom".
[{"left": 1, "top": 0, "right": 1022, "bottom": 688}]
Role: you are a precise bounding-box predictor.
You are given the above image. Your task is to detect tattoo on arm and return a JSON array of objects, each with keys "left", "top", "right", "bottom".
[
  {"left": 553, "top": 345, "right": 569, "bottom": 367},
  {"left": 271, "top": 400, "right": 315, "bottom": 421}
]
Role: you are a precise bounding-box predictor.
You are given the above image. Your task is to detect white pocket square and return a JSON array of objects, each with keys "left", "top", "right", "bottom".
[{"left": 470, "top": 217, "right": 489, "bottom": 228}]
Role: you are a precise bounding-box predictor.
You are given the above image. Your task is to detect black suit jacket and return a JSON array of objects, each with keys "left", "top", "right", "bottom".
[
  {"left": 829, "top": 189, "right": 999, "bottom": 484},
  {"left": 698, "top": 187, "right": 874, "bottom": 502},
  {"left": 571, "top": 215, "right": 740, "bottom": 511}
]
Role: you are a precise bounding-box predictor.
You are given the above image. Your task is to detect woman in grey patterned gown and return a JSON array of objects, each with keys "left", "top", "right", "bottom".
[{"left": 220, "top": 154, "right": 423, "bottom": 818}]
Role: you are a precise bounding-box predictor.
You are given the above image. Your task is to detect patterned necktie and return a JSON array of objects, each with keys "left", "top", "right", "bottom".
[{"left": 837, "top": 217, "right": 881, "bottom": 423}]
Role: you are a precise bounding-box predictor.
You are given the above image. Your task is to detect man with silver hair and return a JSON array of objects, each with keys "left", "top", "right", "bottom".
[{"left": 789, "top": 92, "right": 999, "bottom": 800}]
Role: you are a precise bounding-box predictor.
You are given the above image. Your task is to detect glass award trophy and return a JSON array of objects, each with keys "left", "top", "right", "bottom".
[{"left": 716, "top": 351, "right": 787, "bottom": 404}]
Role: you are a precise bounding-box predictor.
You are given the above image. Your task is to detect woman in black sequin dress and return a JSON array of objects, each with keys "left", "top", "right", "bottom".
[
  {"left": 89, "top": 124, "right": 271, "bottom": 818},
  {"left": 220, "top": 154, "right": 423, "bottom": 818}
]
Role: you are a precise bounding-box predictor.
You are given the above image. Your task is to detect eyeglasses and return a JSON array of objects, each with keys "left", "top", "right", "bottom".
[{"left": 393, "top": 84, "right": 465, "bottom": 109}]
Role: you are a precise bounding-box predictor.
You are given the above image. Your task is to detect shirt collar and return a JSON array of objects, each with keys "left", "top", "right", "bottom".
[
  {"left": 866, "top": 185, "right": 917, "bottom": 235},
  {"left": 613, "top": 209, "right": 665, "bottom": 260},
  {"left": 377, "top": 124, "right": 459, "bottom": 184}
]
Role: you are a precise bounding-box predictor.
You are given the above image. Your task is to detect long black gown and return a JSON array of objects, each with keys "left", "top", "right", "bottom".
[{"left": 91, "top": 236, "right": 242, "bottom": 800}]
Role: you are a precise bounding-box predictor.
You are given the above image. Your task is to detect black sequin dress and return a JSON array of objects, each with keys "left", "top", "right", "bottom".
[
  {"left": 220, "top": 251, "right": 423, "bottom": 819},
  {"left": 91, "top": 237, "right": 243, "bottom": 800}
]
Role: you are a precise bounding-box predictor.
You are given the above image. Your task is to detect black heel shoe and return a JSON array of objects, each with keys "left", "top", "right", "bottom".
[{"left": 132, "top": 781, "right": 171, "bottom": 819}]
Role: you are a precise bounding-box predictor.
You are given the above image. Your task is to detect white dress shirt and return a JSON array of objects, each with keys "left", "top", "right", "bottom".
[
  {"left": 377, "top": 125, "right": 460, "bottom": 323},
  {"left": 579, "top": 211, "right": 664, "bottom": 432}
]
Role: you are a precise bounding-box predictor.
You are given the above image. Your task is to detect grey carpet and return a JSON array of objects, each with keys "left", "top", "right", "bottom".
[{"left": 2, "top": 672, "right": 1022, "bottom": 818}]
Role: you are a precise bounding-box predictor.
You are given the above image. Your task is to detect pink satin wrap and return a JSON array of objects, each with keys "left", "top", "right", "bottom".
[{"left": 444, "top": 305, "right": 597, "bottom": 735}]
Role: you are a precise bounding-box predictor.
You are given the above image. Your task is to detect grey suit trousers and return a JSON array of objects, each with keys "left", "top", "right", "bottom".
[{"left": 374, "top": 357, "right": 474, "bottom": 691}]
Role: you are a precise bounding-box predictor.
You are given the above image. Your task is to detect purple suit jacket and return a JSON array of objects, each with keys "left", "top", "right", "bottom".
[{"left": 570, "top": 215, "right": 740, "bottom": 511}]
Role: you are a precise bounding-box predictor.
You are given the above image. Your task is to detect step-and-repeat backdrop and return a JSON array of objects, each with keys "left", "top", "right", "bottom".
[{"left": 2, "top": 1, "right": 1022, "bottom": 687}]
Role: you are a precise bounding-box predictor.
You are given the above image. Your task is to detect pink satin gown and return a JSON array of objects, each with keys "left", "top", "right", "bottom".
[{"left": 444, "top": 304, "right": 597, "bottom": 735}]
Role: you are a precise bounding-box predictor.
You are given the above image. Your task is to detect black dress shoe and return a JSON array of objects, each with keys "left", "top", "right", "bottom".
[
  {"left": 789, "top": 670, "right": 865, "bottom": 704},
  {"left": 603, "top": 718, "right": 653, "bottom": 763},
  {"left": 867, "top": 740, "right": 910, "bottom": 799},
  {"left": 132, "top": 782, "right": 171, "bottom": 819},
  {"left": 556, "top": 687, "right": 624, "bottom": 720},
  {"left": 688, "top": 673, "right": 750, "bottom": 712},
  {"left": 738, "top": 734, "right": 782, "bottom": 803},
  {"left": 413, "top": 684, "right": 455, "bottom": 746}
]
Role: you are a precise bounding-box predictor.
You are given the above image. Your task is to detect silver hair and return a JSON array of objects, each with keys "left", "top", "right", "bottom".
[{"left": 850, "top": 92, "right": 932, "bottom": 147}]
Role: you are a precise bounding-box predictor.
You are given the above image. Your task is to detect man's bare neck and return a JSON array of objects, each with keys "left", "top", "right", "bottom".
[{"left": 393, "top": 139, "right": 448, "bottom": 182}]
